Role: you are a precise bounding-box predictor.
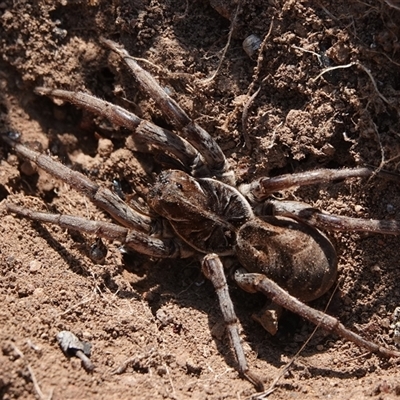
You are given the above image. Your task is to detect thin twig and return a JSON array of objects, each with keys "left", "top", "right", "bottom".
[
  {"left": 313, "top": 61, "right": 390, "bottom": 105},
  {"left": 291, "top": 45, "right": 323, "bottom": 64},
  {"left": 313, "top": 61, "right": 357, "bottom": 81},
  {"left": 240, "top": 19, "right": 275, "bottom": 150},
  {"left": 27, "top": 365, "right": 47, "bottom": 400},
  {"left": 10, "top": 343, "right": 53, "bottom": 400},
  {"left": 371, "top": 121, "right": 386, "bottom": 173},
  {"left": 222, "top": 18, "right": 274, "bottom": 146},
  {"left": 242, "top": 87, "right": 261, "bottom": 150},
  {"left": 199, "top": 1, "right": 241, "bottom": 85},
  {"left": 173, "top": 0, "right": 190, "bottom": 21},
  {"left": 383, "top": 0, "right": 400, "bottom": 11},
  {"left": 252, "top": 282, "right": 340, "bottom": 399},
  {"left": 56, "top": 293, "right": 95, "bottom": 317}
]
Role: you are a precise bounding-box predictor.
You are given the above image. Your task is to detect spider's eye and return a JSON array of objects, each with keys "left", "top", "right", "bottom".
[{"left": 176, "top": 183, "right": 183, "bottom": 190}]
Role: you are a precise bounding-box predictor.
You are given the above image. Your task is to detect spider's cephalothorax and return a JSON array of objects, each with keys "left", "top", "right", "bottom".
[
  {"left": 148, "top": 169, "right": 253, "bottom": 255},
  {"left": 4, "top": 39, "right": 400, "bottom": 392}
]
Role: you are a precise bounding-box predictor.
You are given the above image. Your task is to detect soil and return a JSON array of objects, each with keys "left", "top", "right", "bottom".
[{"left": 1, "top": 1, "right": 400, "bottom": 399}]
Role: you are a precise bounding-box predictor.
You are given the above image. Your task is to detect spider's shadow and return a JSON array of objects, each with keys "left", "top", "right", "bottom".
[
  {"left": 114, "top": 250, "right": 392, "bottom": 383},
  {"left": 29, "top": 221, "right": 88, "bottom": 276},
  {"left": 118, "top": 254, "right": 283, "bottom": 369}
]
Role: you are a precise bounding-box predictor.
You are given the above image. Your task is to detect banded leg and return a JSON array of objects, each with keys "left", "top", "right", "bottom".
[
  {"left": 201, "top": 254, "right": 264, "bottom": 391},
  {"left": 34, "top": 87, "right": 208, "bottom": 177},
  {"left": 7, "top": 203, "right": 193, "bottom": 259},
  {"left": 267, "top": 199, "right": 400, "bottom": 235},
  {"left": 234, "top": 268, "right": 400, "bottom": 359},
  {"left": 100, "top": 38, "right": 233, "bottom": 183},
  {"left": 240, "top": 167, "right": 400, "bottom": 202},
  {"left": 2, "top": 135, "right": 152, "bottom": 233}
]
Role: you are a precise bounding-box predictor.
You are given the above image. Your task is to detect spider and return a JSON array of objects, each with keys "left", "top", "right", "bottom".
[{"left": 3, "top": 38, "right": 400, "bottom": 392}]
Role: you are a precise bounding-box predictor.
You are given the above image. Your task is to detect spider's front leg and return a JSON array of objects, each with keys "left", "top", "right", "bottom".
[
  {"left": 34, "top": 87, "right": 208, "bottom": 178},
  {"left": 35, "top": 38, "right": 234, "bottom": 183},
  {"left": 201, "top": 254, "right": 264, "bottom": 392},
  {"left": 100, "top": 38, "right": 232, "bottom": 182}
]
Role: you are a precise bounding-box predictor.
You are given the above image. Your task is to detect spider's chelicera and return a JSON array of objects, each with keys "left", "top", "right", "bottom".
[{"left": 4, "top": 38, "right": 400, "bottom": 392}]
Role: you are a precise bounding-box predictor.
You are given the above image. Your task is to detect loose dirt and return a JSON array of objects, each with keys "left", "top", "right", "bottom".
[{"left": 1, "top": 1, "right": 400, "bottom": 399}]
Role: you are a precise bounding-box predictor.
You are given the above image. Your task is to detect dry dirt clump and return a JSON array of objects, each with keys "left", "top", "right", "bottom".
[{"left": 1, "top": 1, "right": 400, "bottom": 399}]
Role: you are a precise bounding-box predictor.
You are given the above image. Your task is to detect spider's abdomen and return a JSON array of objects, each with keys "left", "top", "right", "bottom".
[
  {"left": 236, "top": 217, "right": 337, "bottom": 302},
  {"left": 148, "top": 170, "right": 253, "bottom": 255}
]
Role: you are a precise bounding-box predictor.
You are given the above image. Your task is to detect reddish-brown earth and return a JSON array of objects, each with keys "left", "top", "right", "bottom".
[{"left": 2, "top": 1, "right": 400, "bottom": 399}]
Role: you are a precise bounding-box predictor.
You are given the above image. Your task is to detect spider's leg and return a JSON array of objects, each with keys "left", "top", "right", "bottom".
[
  {"left": 202, "top": 254, "right": 264, "bottom": 392},
  {"left": 240, "top": 167, "right": 400, "bottom": 202},
  {"left": 266, "top": 199, "right": 400, "bottom": 235},
  {"left": 100, "top": 38, "right": 233, "bottom": 183},
  {"left": 2, "top": 135, "right": 152, "bottom": 232},
  {"left": 34, "top": 88, "right": 208, "bottom": 177},
  {"left": 7, "top": 203, "right": 192, "bottom": 259},
  {"left": 234, "top": 268, "right": 400, "bottom": 359}
]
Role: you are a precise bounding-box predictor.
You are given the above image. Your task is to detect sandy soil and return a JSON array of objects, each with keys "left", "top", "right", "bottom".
[{"left": 2, "top": 1, "right": 400, "bottom": 399}]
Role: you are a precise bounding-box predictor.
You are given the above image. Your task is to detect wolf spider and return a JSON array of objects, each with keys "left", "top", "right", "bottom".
[{"left": 4, "top": 38, "right": 400, "bottom": 391}]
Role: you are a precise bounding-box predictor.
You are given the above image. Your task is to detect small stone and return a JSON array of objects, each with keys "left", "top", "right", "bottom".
[
  {"left": 29, "top": 260, "right": 41, "bottom": 273},
  {"left": 33, "top": 287, "right": 44, "bottom": 297},
  {"left": 157, "top": 365, "right": 167, "bottom": 376},
  {"left": 371, "top": 264, "right": 381, "bottom": 273},
  {"left": 242, "top": 34, "right": 262, "bottom": 58},
  {"left": 387, "top": 203, "right": 395, "bottom": 214},
  {"left": 20, "top": 160, "right": 37, "bottom": 176},
  {"left": 82, "top": 331, "right": 93, "bottom": 341},
  {"left": 186, "top": 358, "right": 202, "bottom": 375},
  {"left": 97, "top": 138, "right": 114, "bottom": 157},
  {"left": 56, "top": 330, "right": 94, "bottom": 371}
]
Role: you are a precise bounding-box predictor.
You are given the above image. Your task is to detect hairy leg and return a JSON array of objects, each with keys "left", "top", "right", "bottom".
[
  {"left": 202, "top": 254, "right": 264, "bottom": 391},
  {"left": 7, "top": 203, "right": 193, "bottom": 258},
  {"left": 234, "top": 268, "right": 400, "bottom": 358},
  {"left": 266, "top": 199, "right": 400, "bottom": 235}
]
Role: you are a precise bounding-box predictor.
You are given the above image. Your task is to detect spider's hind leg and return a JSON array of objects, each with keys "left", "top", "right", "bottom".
[
  {"left": 267, "top": 199, "right": 400, "bottom": 235},
  {"left": 202, "top": 253, "right": 264, "bottom": 391},
  {"left": 234, "top": 268, "right": 400, "bottom": 359}
]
